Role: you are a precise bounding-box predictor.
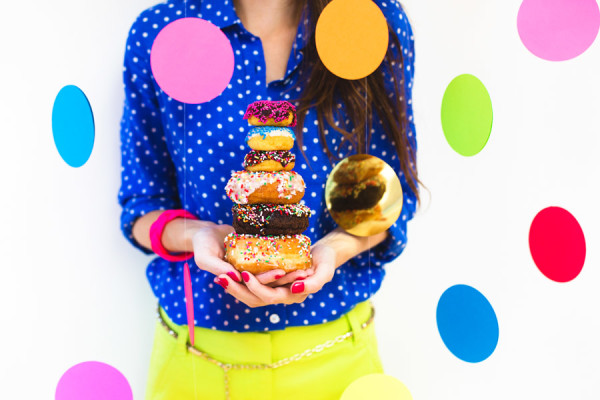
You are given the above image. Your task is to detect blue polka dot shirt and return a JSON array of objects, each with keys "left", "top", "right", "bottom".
[{"left": 118, "top": 0, "right": 417, "bottom": 332}]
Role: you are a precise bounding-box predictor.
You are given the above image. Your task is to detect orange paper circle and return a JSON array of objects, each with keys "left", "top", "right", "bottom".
[{"left": 316, "top": 0, "right": 389, "bottom": 80}]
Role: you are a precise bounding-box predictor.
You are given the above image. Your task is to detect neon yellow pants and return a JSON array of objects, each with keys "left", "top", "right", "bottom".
[{"left": 145, "top": 301, "right": 384, "bottom": 400}]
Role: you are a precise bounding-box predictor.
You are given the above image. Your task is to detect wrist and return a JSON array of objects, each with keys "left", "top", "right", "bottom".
[
  {"left": 163, "top": 218, "right": 214, "bottom": 254},
  {"left": 316, "top": 228, "right": 388, "bottom": 267}
]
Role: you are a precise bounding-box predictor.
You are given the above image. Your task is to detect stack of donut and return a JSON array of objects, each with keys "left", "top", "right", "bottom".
[{"left": 224, "top": 101, "right": 312, "bottom": 274}]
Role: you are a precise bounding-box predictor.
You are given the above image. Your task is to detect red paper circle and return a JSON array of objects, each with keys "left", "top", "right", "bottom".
[{"left": 529, "top": 207, "right": 586, "bottom": 282}]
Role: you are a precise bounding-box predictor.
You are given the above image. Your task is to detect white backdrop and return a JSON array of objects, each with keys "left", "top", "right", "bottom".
[{"left": 1, "top": 0, "right": 599, "bottom": 399}]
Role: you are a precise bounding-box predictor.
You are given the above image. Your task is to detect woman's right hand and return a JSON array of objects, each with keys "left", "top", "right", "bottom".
[{"left": 191, "top": 223, "right": 241, "bottom": 281}]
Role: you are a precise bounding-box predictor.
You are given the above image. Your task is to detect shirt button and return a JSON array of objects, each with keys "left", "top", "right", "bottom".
[{"left": 269, "top": 314, "right": 281, "bottom": 324}]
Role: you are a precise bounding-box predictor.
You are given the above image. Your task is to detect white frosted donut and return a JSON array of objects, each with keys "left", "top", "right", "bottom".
[{"left": 225, "top": 171, "right": 305, "bottom": 204}]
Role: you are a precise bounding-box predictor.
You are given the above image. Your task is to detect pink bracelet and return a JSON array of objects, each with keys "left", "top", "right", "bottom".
[{"left": 149, "top": 209, "right": 198, "bottom": 261}]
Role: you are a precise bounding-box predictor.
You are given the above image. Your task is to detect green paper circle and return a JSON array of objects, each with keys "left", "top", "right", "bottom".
[{"left": 441, "top": 74, "right": 493, "bottom": 157}]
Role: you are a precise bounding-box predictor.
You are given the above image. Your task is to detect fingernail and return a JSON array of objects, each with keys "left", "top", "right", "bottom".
[
  {"left": 296, "top": 276, "right": 306, "bottom": 281},
  {"left": 274, "top": 274, "right": 284, "bottom": 280},
  {"left": 227, "top": 272, "right": 240, "bottom": 282},
  {"left": 213, "top": 277, "right": 226, "bottom": 290},
  {"left": 291, "top": 281, "right": 305, "bottom": 294},
  {"left": 242, "top": 271, "right": 250, "bottom": 283},
  {"left": 218, "top": 277, "right": 229, "bottom": 289}
]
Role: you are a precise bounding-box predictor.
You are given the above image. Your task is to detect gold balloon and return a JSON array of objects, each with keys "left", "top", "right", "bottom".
[{"left": 325, "top": 154, "right": 403, "bottom": 237}]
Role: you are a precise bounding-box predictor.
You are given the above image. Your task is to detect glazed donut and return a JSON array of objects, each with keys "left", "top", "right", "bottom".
[
  {"left": 243, "top": 100, "right": 297, "bottom": 127},
  {"left": 330, "top": 175, "right": 386, "bottom": 211},
  {"left": 244, "top": 150, "right": 296, "bottom": 172},
  {"left": 232, "top": 203, "right": 311, "bottom": 235},
  {"left": 226, "top": 171, "right": 305, "bottom": 204},
  {"left": 333, "top": 155, "right": 385, "bottom": 184},
  {"left": 246, "top": 127, "right": 295, "bottom": 151},
  {"left": 224, "top": 233, "right": 312, "bottom": 274}
]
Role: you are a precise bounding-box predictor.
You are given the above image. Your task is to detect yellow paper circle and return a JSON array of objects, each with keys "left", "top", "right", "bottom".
[
  {"left": 316, "top": 0, "right": 389, "bottom": 80},
  {"left": 341, "top": 373, "right": 413, "bottom": 400}
]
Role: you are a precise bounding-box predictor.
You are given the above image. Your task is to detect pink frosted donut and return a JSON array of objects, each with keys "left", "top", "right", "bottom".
[{"left": 243, "top": 100, "right": 297, "bottom": 127}]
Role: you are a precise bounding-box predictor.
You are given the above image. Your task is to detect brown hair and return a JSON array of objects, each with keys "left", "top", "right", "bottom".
[{"left": 293, "top": 0, "right": 419, "bottom": 201}]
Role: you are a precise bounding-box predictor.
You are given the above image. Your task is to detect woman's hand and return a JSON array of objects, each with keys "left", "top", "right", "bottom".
[
  {"left": 282, "top": 228, "right": 389, "bottom": 297},
  {"left": 192, "top": 224, "right": 310, "bottom": 288},
  {"left": 213, "top": 228, "right": 388, "bottom": 307},
  {"left": 191, "top": 223, "right": 241, "bottom": 281}
]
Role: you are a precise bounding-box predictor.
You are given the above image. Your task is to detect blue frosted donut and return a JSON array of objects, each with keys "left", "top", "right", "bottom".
[{"left": 245, "top": 126, "right": 296, "bottom": 151}]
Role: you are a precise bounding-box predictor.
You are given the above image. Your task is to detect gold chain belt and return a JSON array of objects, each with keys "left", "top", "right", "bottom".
[{"left": 157, "top": 304, "right": 375, "bottom": 400}]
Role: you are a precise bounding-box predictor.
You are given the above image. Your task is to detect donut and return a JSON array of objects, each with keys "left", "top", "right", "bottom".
[
  {"left": 232, "top": 204, "right": 311, "bottom": 235},
  {"left": 243, "top": 150, "right": 296, "bottom": 172},
  {"left": 330, "top": 175, "right": 386, "bottom": 211},
  {"left": 225, "top": 171, "right": 305, "bottom": 204},
  {"left": 224, "top": 233, "right": 312, "bottom": 274},
  {"left": 243, "top": 100, "right": 297, "bottom": 127},
  {"left": 333, "top": 155, "right": 385, "bottom": 184},
  {"left": 246, "top": 127, "right": 295, "bottom": 151}
]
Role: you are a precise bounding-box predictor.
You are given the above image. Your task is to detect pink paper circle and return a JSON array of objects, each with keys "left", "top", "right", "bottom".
[
  {"left": 517, "top": 0, "right": 600, "bottom": 61},
  {"left": 150, "top": 18, "right": 234, "bottom": 104},
  {"left": 529, "top": 207, "right": 586, "bottom": 283},
  {"left": 55, "top": 361, "right": 133, "bottom": 400}
]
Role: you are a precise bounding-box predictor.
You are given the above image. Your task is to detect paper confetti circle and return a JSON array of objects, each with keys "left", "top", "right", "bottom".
[
  {"left": 150, "top": 18, "right": 234, "bottom": 104},
  {"left": 341, "top": 373, "right": 413, "bottom": 400},
  {"left": 55, "top": 361, "right": 133, "bottom": 400},
  {"left": 441, "top": 74, "right": 493, "bottom": 157},
  {"left": 436, "top": 285, "right": 499, "bottom": 363},
  {"left": 315, "top": 0, "right": 389, "bottom": 80},
  {"left": 517, "top": 0, "right": 600, "bottom": 61},
  {"left": 529, "top": 206, "right": 586, "bottom": 282},
  {"left": 52, "top": 85, "right": 95, "bottom": 168}
]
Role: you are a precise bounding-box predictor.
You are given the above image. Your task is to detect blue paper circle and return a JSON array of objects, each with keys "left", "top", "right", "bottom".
[
  {"left": 52, "top": 85, "right": 95, "bottom": 167},
  {"left": 436, "top": 284, "right": 499, "bottom": 363}
]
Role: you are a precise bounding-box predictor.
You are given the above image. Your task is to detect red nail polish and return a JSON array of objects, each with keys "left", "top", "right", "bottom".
[
  {"left": 291, "top": 281, "right": 305, "bottom": 294},
  {"left": 296, "top": 276, "right": 306, "bottom": 281},
  {"left": 274, "top": 274, "right": 284, "bottom": 280},
  {"left": 242, "top": 271, "right": 250, "bottom": 283},
  {"left": 227, "top": 272, "right": 240, "bottom": 282},
  {"left": 218, "top": 277, "right": 229, "bottom": 289}
]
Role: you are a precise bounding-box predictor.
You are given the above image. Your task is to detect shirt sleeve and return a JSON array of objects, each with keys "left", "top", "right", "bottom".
[
  {"left": 365, "top": 2, "right": 418, "bottom": 266},
  {"left": 117, "top": 15, "right": 181, "bottom": 254}
]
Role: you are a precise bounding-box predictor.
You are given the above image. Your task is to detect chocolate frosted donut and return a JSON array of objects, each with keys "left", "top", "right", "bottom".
[
  {"left": 243, "top": 100, "right": 297, "bottom": 127},
  {"left": 244, "top": 150, "right": 296, "bottom": 172},
  {"left": 233, "top": 203, "right": 311, "bottom": 235},
  {"left": 330, "top": 175, "right": 386, "bottom": 211}
]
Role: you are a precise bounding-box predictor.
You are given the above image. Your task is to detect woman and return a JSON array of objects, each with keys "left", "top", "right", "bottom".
[{"left": 118, "top": 0, "right": 418, "bottom": 399}]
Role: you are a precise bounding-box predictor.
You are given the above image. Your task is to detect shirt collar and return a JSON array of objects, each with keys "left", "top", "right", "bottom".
[{"left": 198, "top": 0, "right": 241, "bottom": 28}]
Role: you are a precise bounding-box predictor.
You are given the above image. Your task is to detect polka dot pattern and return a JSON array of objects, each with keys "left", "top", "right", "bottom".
[{"left": 118, "top": 0, "right": 417, "bottom": 331}]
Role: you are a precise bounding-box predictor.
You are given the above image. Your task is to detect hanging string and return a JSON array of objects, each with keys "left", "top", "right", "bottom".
[
  {"left": 364, "top": 77, "right": 372, "bottom": 298},
  {"left": 181, "top": 2, "right": 199, "bottom": 399}
]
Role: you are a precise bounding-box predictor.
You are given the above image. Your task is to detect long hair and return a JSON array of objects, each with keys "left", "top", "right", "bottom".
[{"left": 293, "top": 0, "right": 419, "bottom": 202}]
